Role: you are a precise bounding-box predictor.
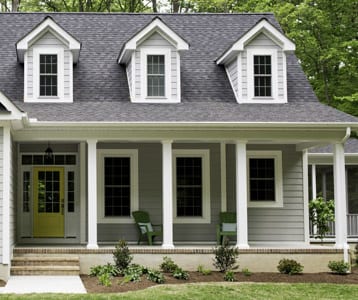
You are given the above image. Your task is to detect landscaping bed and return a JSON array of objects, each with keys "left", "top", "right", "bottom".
[{"left": 81, "top": 267, "right": 358, "bottom": 293}]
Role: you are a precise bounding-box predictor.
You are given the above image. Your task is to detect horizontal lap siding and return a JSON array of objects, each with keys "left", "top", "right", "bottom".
[
  {"left": 226, "top": 144, "right": 304, "bottom": 242},
  {"left": 97, "top": 143, "right": 221, "bottom": 242},
  {"left": 226, "top": 59, "right": 238, "bottom": 99},
  {"left": 0, "top": 128, "right": 3, "bottom": 261}
]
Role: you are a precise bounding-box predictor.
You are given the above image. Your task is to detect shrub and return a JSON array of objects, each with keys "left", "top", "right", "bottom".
[
  {"left": 89, "top": 263, "right": 119, "bottom": 277},
  {"left": 328, "top": 260, "right": 350, "bottom": 275},
  {"left": 122, "top": 264, "right": 145, "bottom": 282},
  {"left": 309, "top": 196, "right": 335, "bottom": 241},
  {"left": 355, "top": 244, "right": 358, "bottom": 265},
  {"left": 160, "top": 256, "right": 178, "bottom": 273},
  {"left": 113, "top": 239, "right": 133, "bottom": 273},
  {"left": 98, "top": 273, "right": 112, "bottom": 287},
  {"left": 242, "top": 268, "right": 252, "bottom": 276},
  {"left": 147, "top": 269, "right": 165, "bottom": 284},
  {"left": 224, "top": 270, "right": 236, "bottom": 282},
  {"left": 277, "top": 259, "right": 303, "bottom": 275},
  {"left": 213, "top": 237, "right": 239, "bottom": 272},
  {"left": 197, "top": 264, "right": 212, "bottom": 275},
  {"left": 173, "top": 267, "right": 189, "bottom": 280}
]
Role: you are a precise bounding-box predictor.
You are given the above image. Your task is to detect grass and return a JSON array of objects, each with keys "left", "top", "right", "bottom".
[{"left": 1, "top": 283, "right": 358, "bottom": 299}]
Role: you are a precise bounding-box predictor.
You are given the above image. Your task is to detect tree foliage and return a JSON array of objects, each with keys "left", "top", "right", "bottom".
[{"left": 1, "top": 0, "right": 357, "bottom": 116}]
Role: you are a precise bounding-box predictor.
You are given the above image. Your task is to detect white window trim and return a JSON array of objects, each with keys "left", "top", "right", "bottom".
[
  {"left": 173, "top": 149, "right": 211, "bottom": 224},
  {"left": 97, "top": 149, "right": 139, "bottom": 224},
  {"left": 26, "top": 46, "right": 72, "bottom": 103},
  {"left": 137, "top": 47, "right": 176, "bottom": 103},
  {"left": 245, "top": 48, "right": 285, "bottom": 104},
  {"left": 247, "top": 150, "right": 283, "bottom": 208}
]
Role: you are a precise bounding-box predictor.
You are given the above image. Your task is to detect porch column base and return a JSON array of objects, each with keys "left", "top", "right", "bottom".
[
  {"left": 86, "top": 244, "right": 99, "bottom": 250},
  {"left": 236, "top": 243, "right": 250, "bottom": 249},
  {"left": 161, "top": 244, "right": 175, "bottom": 249}
]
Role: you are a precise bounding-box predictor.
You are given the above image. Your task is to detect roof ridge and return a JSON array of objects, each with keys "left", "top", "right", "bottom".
[{"left": 0, "top": 12, "right": 275, "bottom": 16}]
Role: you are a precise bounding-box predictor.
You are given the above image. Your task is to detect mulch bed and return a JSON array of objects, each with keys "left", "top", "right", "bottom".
[{"left": 81, "top": 267, "right": 358, "bottom": 293}]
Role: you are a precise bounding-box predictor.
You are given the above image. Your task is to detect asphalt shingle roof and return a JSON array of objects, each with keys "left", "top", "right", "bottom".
[
  {"left": 0, "top": 12, "right": 357, "bottom": 123},
  {"left": 310, "top": 138, "right": 358, "bottom": 154}
]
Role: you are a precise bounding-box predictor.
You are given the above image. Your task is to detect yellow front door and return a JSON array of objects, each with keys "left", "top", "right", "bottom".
[{"left": 33, "top": 167, "right": 64, "bottom": 237}]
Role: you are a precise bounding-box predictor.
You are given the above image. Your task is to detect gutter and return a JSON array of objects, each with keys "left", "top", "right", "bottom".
[{"left": 341, "top": 127, "right": 351, "bottom": 143}]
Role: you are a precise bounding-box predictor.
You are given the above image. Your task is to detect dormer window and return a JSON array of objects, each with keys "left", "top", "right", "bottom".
[
  {"left": 254, "top": 55, "right": 271, "bottom": 97},
  {"left": 40, "top": 54, "right": 58, "bottom": 97},
  {"left": 118, "top": 17, "right": 189, "bottom": 103},
  {"left": 16, "top": 17, "right": 81, "bottom": 103},
  {"left": 147, "top": 55, "right": 165, "bottom": 97}
]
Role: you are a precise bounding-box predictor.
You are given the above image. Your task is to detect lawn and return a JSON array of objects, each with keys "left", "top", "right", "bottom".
[{"left": 1, "top": 283, "right": 358, "bottom": 300}]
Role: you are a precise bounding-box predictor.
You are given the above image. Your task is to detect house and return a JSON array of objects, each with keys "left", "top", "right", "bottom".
[{"left": 0, "top": 12, "right": 357, "bottom": 280}]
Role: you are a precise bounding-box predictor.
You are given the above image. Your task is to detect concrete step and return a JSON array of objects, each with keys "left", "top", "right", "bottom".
[
  {"left": 11, "top": 265, "right": 80, "bottom": 276},
  {"left": 12, "top": 256, "right": 80, "bottom": 266},
  {"left": 11, "top": 256, "right": 80, "bottom": 275}
]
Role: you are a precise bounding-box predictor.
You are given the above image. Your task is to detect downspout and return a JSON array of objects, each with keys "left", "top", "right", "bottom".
[{"left": 341, "top": 127, "right": 350, "bottom": 264}]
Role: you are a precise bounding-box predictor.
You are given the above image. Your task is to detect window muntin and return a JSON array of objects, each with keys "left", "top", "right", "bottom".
[
  {"left": 147, "top": 55, "right": 165, "bottom": 97},
  {"left": 254, "top": 55, "right": 271, "bottom": 97},
  {"left": 104, "top": 157, "right": 131, "bottom": 217},
  {"left": 176, "top": 157, "right": 203, "bottom": 217},
  {"left": 39, "top": 54, "right": 58, "bottom": 97},
  {"left": 21, "top": 154, "right": 76, "bottom": 166},
  {"left": 249, "top": 158, "right": 275, "bottom": 201}
]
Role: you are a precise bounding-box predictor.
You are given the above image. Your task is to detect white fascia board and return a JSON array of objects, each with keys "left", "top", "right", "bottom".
[
  {"left": 0, "top": 91, "right": 26, "bottom": 120},
  {"left": 118, "top": 18, "right": 189, "bottom": 65},
  {"left": 217, "top": 19, "right": 295, "bottom": 65},
  {"left": 16, "top": 17, "right": 81, "bottom": 63}
]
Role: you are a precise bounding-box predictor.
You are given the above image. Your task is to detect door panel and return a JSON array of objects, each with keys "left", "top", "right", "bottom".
[{"left": 33, "top": 167, "right": 64, "bottom": 237}]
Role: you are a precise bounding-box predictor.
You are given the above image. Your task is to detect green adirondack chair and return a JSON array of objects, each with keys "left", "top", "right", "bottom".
[
  {"left": 216, "top": 212, "right": 237, "bottom": 245},
  {"left": 132, "top": 210, "right": 162, "bottom": 245}
]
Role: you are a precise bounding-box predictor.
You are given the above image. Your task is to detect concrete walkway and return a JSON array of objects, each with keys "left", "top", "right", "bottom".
[{"left": 0, "top": 276, "right": 87, "bottom": 294}]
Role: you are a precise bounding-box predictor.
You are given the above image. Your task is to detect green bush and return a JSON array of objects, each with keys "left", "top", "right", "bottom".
[
  {"left": 355, "top": 244, "right": 358, "bottom": 265},
  {"left": 113, "top": 239, "right": 133, "bottom": 273},
  {"left": 122, "top": 264, "right": 145, "bottom": 282},
  {"left": 242, "top": 268, "right": 252, "bottom": 276},
  {"left": 224, "top": 270, "right": 236, "bottom": 282},
  {"left": 197, "top": 264, "right": 212, "bottom": 275},
  {"left": 89, "top": 263, "right": 119, "bottom": 277},
  {"left": 173, "top": 267, "right": 189, "bottom": 280},
  {"left": 328, "top": 260, "right": 350, "bottom": 275},
  {"left": 146, "top": 269, "right": 165, "bottom": 284},
  {"left": 213, "top": 237, "right": 239, "bottom": 272},
  {"left": 98, "top": 273, "right": 112, "bottom": 287},
  {"left": 277, "top": 259, "right": 303, "bottom": 275},
  {"left": 160, "top": 256, "right": 178, "bottom": 273},
  {"left": 309, "top": 196, "right": 335, "bottom": 241}
]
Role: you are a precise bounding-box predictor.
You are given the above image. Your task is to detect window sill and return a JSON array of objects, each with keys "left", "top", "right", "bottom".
[
  {"left": 98, "top": 216, "right": 135, "bottom": 224},
  {"left": 173, "top": 216, "right": 211, "bottom": 224},
  {"left": 131, "top": 98, "right": 180, "bottom": 104},
  {"left": 248, "top": 200, "right": 283, "bottom": 208}
]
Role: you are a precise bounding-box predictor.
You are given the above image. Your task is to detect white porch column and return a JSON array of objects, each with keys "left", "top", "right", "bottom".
[
  {"left": 333, "top": 143, "right": 349, "bottom": 258},
  {"left": 162, "top": 140, "right": 174, "bottom": 249},
  {"left": 236, "top": 141, "right": 249, "bottom": 249},
  {"left": 302, "top": 150, "right": 310, "bottom": 244},
  {"left": 87, "top": 139, "right": 98, "bottom": 249}
]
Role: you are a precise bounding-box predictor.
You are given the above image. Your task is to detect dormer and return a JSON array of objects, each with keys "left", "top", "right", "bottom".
[
  {"left": 217, "top": 19, "right": 295, "bottom": 104},
  {"left": 16, "top": 17, "right": 81, "bottom": 103},
  {"left": 118, "top": 17, "right": 189, "bottom": 103}
]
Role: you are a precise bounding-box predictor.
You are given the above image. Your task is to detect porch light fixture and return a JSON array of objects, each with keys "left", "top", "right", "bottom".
[{"left": 45, "top": 142, "right": 53, "bottom": 161}]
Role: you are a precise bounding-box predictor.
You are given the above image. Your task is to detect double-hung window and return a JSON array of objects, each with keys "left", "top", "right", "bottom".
[
  {"left": 254, "top": 55, "right": 271, "bottom": 97},
  {"left": 98, "top": 150, "right": 138, "bottom": 223},
  {"left": 173, "top": 150, "right": 210, "bottom": 223},
  {"left": 247, "top": 151, "right": 283, "bottom": 207},
  {"left": 147, "top": 55, "right": 165, "bottom": 97},
  {"left": 39, "top": 54, "right": 58, "bottom": 97}
]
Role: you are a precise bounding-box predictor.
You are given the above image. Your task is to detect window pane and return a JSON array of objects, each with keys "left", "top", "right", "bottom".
[
  {"left": 254, "top": 55, "right": 272, "bottom": 97},
  {"left": 67, "top": 171, "right": 75, "bottom": 213},
  {"left": 347, "top": 166, "right": 358, "bottom": 214},
  {"left": 147, "top": 55, "right": 165, "bottom": 97},
  {"left": 39, "top": 54, "right": 58, "bottom": 96},
  {"left": 23, "top": 171, "right": 31, "bottom": 212},
  {"left": 249, "top": 158, "right": 275, "bottom": 201},
  {"left": 176, "top": 157, "right": 203, "bottom": 217},
  {"left": 104, "top": 157, "right": 131, "bottom": 217},
  {"left": 315, "top": 165, "right": 334, "bottom": 201}
]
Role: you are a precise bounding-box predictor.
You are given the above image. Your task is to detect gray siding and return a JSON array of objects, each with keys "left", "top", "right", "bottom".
[
  {"left": 226, "top": 59, "right": 238, "bottom": 99},
  {"left": 0, "top": 128, "right": 3, "bottom": 260},
  {"left": 134, "top": 32, "right": 178, "bottom": 101},
  {"left": 227, "top": 144, "right": 304, "bottom": 242},
  {"left": 97, "top": 143, "right": 221, "bottom": 242},
  {"left": 126, "top": 58, "right": 132, "bottom": 99},
  {"left": 242, "top": 33, "right": 285, "bottom": 101}
]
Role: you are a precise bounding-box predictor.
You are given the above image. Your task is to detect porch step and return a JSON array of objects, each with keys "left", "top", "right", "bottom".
[{"left": 11, "top": 256, "right": 80, "bottom": 275}]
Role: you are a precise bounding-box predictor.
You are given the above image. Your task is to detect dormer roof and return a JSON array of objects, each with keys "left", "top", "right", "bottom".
[
  {"left": 216, "top": 18, "right": 295, "bottom": 65},
  {"left": 118, "top": 16, "right": 189, "bottom": 64},
  {"left": 16, "top": 16, "right": 81, "bottom": 63}
]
